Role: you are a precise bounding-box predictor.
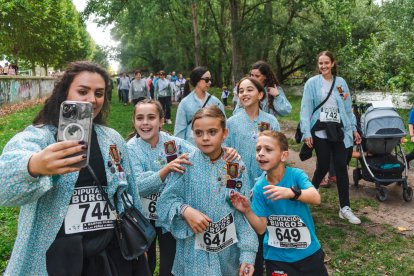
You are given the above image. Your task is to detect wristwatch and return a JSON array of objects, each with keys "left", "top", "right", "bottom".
[{"left": 290, "top": 185, "right": 302, "bottom": 201}]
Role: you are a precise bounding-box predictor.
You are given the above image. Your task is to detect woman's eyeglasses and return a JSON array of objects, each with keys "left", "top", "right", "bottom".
[{"left": 200, "top": 78, "right": 212, "bottom": 83}]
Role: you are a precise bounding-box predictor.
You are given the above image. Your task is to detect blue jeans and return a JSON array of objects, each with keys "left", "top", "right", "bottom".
[{"left": 120, "top": 89, "right": 129, "bottom": 104}]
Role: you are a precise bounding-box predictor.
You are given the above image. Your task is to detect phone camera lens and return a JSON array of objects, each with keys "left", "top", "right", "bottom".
[{"left": 62, "top": 104, "right": 77, "bottom": 118}]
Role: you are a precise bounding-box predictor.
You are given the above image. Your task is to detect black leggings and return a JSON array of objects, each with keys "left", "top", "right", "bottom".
[
  {"left": 253, "top": 233, "right": 264, "bottom": 276},
  {"left": 406, "top": 149, "right": 414, "bottom": 164},
  {"left": 147, "top": 221, "right": 176, "bottom": 276},
  {"left": 312, "top": 136, "right": 351, "bottom": 208},
  {"left": 158, "top": 96, "right": 172, "bottom": 120}
]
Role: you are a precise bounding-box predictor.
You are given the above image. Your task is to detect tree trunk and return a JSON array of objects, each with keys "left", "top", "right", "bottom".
[
  {"left": 44, "top": 63, "right": 48, "bottom": 76},
  {"left": 31, "top": 62, "right": 36, "bottom": 76},
  {"left": 262, "top": 1, "right": 273, "bottom": 61},
  {"left": 230, "top": 0, "right": 243, "bottom": 83},
  {"left": 191, "top": 1, "right": 201, "bottom": 66},
  {"left": 216, "top": 0, "right": 226, "bottom": 87}
]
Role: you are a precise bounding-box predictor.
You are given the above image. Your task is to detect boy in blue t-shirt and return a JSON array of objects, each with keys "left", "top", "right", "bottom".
[{"left": 230, "top": 131, "right": 328, "bottom": 276}]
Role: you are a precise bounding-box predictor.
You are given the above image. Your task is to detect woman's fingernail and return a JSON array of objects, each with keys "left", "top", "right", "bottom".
[
  {"left": 82, "top": 154, "right": 87, "bottom": 159},
  {"left": 79, "top": 141, "right": 85, "bottom": 145},
  {"left": 81, "top": 145, "right": 88, "bottom": 150}
]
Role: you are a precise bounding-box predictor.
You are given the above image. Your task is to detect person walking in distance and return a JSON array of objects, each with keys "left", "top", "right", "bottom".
[{"left": 154, "top": 70, "right": 173, "bottom": 124}]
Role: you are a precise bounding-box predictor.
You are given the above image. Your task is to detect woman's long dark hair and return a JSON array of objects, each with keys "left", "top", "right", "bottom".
[
  {"left": 251, "top": 60, "right": 280, "bottom": 113},
  {"left": 182, "top": 79, "right": 192, "bottom": 99},
  {"left": 33, "top": 61, "right": 111, "bottom": 126},
  {"left": 189, "top": 66, "right": 208, "bottom": 87}
]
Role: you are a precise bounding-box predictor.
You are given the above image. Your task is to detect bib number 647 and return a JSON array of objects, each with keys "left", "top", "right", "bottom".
[{"left": 203, "top": 228, "right": 227, "bottom": 246}]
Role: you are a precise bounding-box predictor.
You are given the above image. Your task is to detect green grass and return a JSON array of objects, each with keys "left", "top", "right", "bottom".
[
  {"left": 0, "top": 105, "right": 42, "bottom": 153},
  {"left": 0, "top": 87, "right": 413, "bottom": 274},
  {"left": 313, "top": 187, "right": 414, "bottom": 275},
  {"left": 0, "top": 207, "right": 19, "bottom": 271}
]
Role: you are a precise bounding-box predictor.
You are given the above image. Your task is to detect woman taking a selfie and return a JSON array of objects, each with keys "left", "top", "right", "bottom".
[{"left": 0, "top": 61, "right": 149, "bottom": 275}]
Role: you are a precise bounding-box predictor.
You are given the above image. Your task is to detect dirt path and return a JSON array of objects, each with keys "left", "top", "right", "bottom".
[{"left": 280, "top": 120, "right": 414, "bottom": 235}]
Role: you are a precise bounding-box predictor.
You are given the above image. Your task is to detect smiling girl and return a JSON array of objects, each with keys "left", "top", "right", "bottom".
[
  {"left": 299, "top": 50, "right": 361, "bottom": 225},
  {"left": 126, "top": 99, "right": 196, "bottom": 275},
  {"left": 227, "top": 77, "right": 280, "bottom": 188},
  {"left": 158, "top": 105, "right": 258, "bottom": 276},
  {"left": 227, "top": 77, "right": 280, "bottom": 276},
  {"left": 234, "top": 61, "right": 292, "bottom": 118}
]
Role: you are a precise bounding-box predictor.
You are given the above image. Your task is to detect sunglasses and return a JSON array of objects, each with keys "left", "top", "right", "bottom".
[{"left": 200, "top": 77, "right": 212, "bottom": 83}]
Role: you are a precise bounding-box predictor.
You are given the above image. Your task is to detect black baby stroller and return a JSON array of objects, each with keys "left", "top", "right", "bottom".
[{"left": 353, "top": 105, "right": 413, "bottom": 202}]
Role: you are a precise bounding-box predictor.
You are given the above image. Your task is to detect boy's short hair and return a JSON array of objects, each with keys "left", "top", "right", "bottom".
[{"left": 258, "top": 130, "right": 289, "bottom": 151}]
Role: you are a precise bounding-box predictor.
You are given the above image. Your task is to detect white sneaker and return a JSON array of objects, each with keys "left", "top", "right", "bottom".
[
  {"left": 339, "top": 206, "right": 361, "bottom": 224},
  {"left": 166, "top": 119, "right": 172, "bottom": 124}
]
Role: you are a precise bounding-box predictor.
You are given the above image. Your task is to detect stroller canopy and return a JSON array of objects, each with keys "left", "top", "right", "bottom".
[{"left": 361, "top": 106, "right": 406, "bottom": 139}]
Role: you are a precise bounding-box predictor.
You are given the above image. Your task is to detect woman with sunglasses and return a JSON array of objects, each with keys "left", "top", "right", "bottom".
[
  {"left": 234, "top": 60, "right": 292, "bottom": 117},
  {"left": 174, "top": 66, "right": 225, "bottom": 145}
]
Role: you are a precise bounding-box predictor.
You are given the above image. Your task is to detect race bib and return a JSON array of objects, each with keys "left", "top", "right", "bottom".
[
  {"left": 267, "top": 215, "right": 311, "bottom": 249},
  {"left": 141, "top": 192, "right": 160, "bottom": 220},
  {"left": 64, "top": 186, "right": 116, "bottom": 234},
  {"left": 320, "top": 106, "right": 340, "bottom": 123},
  {"left": 195, "top": 213, "right": 238, "bottom": 253}
]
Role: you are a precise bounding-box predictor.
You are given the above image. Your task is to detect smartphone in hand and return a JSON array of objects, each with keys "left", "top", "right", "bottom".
[{"left": 57, "top": 101, "right": 93, "bottom": 168}]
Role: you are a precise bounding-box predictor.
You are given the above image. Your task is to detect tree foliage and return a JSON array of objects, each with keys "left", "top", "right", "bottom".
[
  {"left": 0, "top": 0, "right": 99, "bottom": 74},
  {"left": 85, "top": 0, "right": 405, "bottom": 90}
]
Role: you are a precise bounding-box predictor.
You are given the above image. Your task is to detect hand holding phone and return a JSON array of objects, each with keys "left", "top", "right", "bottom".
[
  {"left": 57, "top": 101, "right": 93, "bottom": 168},
  {"left": 28, "top": 140, "right": 88, "bottom": 176}
]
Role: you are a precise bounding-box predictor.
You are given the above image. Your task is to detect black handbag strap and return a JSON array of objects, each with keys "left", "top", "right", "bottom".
[
  {"left": 311, "top": 75, "right": 336, "bottom": 116},
  {"left": 87, "top": 165, "right": 117, "bottom": 212},
  {"left": 187, "top": 94, "right": 212, "bottom": 126}
]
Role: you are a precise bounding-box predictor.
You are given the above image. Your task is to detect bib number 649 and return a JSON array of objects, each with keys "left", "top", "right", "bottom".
[{"left": 275, "top": 228, "right": 301, "bottom": 242}]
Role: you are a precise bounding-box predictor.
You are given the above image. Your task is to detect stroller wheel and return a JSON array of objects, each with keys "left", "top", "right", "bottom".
[
  {"left": 403, "top": 187, "right": 413, "bottom": 202},
  {"left": 376, "top": 187, "right": 388, "bottom": 202},
  {"left": 353, "top": 169, "right": 360, "bottom": 187}
]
